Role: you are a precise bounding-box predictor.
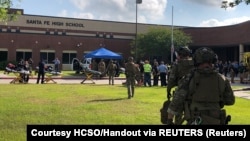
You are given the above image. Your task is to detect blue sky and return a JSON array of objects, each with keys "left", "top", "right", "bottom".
[{"left": 13, "top": 0, "right": 250, "bottom": 27}]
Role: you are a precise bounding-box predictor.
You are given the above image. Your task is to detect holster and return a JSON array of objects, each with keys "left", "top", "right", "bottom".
[
  {"left": 193, "top": 109, "right": 228, "bottom": 125},
  {"left": 220, "top": 109, "right": 227, "bottom": 125}
]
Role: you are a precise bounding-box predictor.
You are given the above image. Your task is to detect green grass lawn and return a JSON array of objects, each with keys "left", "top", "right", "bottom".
[{"left": 0, "top": 71, "right": 249, "bottom": 140}]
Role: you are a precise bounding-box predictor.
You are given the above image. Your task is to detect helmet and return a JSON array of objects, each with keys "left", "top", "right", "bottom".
[
  {"left": 177, "top": 46, "right": 191, "bottom": 56},
  {"left": 193, "top": 47, "right": 218, "bottom": 65},
  {"left": 128, "top": 57, "right": 134, "bottom": 62}
]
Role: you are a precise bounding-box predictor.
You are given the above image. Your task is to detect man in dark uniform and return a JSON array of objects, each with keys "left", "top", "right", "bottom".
[
  {"left": 37, "top": 59, "right": 45, "bottom": 84},
  {"left": 125, "top": 57, "right": 137, "bottom": 99}
]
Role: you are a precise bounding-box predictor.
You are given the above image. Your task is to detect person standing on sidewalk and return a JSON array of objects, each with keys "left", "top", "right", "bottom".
[
  {"left": 158, "top": 61, "right": 168, "bottom": 87},
  {"left": 37, "top": 59, "right": 45, "bottom": 84},
  {"left": 106, "top": 60, "right": 117, "bottom": 85},
  {"left": 143, "top": 60, "right": 152, "bottom": 87},
  {"left": 53, "top": 57, "right": 60, "bottom": 72}
]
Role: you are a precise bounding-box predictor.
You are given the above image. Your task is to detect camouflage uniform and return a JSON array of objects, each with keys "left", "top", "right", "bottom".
[
  {"left": 167, "top": 47, "right": 194, "bottom": 124},
  {"left": 167, "top": 46, "right": 194, "bottom": 99},
  {"left": 107, "top": 60, "right": 117, "bottom": 85},
  {"left": 125, "top": 57, "right": 137, "bottom": 99},
  {"left": 98, "top": 59, "right": 106, "bottom": 77},
  {"left": 167, "top": 47, "right": 235, "bottom": 125}
]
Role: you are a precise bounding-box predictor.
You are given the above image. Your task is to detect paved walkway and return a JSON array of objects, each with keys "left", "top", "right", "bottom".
[{"left": 0, "top": 73, "right": 249, "bottom": 99}]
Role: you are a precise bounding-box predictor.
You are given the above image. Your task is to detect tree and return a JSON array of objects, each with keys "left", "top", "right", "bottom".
[
  {"left": 0, "top": 0, "right": 21, "bottom": 22},
  {"left": 221, "top": 0, "right": 250, "bottom": 9},
  {"left": 131, "top": 27, "right": 192, "bottom": 62}
]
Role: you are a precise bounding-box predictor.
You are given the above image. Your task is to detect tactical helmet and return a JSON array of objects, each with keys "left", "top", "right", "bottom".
[
  {"left": 177, "top": 46, "right": 191, "bottom": 56},
  {"left": 193, "top": 47, "right": 218, "bottom": 65}
]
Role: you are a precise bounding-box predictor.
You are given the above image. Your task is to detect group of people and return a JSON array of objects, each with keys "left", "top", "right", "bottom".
[
  {"left": 9, "top": 57, "right": 60, "bottom": 84},
  {"left": 16, "top": 58, "right": 33, "bottom": 83},
  {"left": 165, "top": 47, "right": 235, "bottom": 125},
  {"left": 89, "top": 59, "right": 121, "bottom": 85},
  {"left": 124, "top": 46, "right": 236, "bottom": 125}
]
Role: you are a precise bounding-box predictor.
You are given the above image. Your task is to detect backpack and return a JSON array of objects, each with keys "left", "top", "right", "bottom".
[
  {"left": 184, "top": 70, "right": 228, "bottom": 125},
  {"left": 177, "top": 59, "right": 194, "bottom": 80}
]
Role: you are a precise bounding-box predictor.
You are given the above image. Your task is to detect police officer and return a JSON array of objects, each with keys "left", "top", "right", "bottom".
[
  {"left": 37, "top": 58, "right": 45, "bottom": 84},
  {"left": 125, "top": 57, "right": 137, "bottom": 99},
  {"left": 167, "top": 46, "right": 194, "bottom": 124},
  {"left": 143, "top": 60, "right": 152, "bottom": 87},
  {"left": 107, "top": 60, "right": 117, "bottom": 85},
  {"left": 166, "top": 47, "right": 235, "bottom": 125},
  {"left": 167, "top": 46, "right": 194, "bottom": 99}
]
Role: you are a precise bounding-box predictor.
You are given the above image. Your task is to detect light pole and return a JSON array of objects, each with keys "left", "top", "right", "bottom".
[
  {"left": 171, "top": 6, "right": 174, "bottom": 64},
  {"left": 135, "top": 0, "right": 142, "bottom": 61}
]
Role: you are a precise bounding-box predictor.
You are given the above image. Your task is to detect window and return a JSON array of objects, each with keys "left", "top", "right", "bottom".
[
  {"left": 40, "top": 52, "right": 55, "bottom": 64},
  {"left": 0, "top": 50, "right": 8, "bottom": 61},
  {"left": 62, "top": 52, "right": 77, "bottom": 64},
  {"left": 16, "top": 51, "right": 32, "bottom": 62}
]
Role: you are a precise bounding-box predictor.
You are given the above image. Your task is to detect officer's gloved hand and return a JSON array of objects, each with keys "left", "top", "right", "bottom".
[{"left": 166, "top": 119, "right": 174, "bottom": 125}]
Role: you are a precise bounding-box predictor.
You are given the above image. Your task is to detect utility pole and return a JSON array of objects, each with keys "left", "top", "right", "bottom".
[
  {"left": 135, "top": 0, "right": 142, "bottom": 61},
  {"left": 171, "top": 5, "right": 174, "bottom": 63}
]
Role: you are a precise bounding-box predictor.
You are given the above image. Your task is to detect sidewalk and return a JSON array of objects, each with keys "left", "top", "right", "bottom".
[
  {"left": 0, "top": 73, "right": 126, "bottom": 85},
  {"left": 0, "top": 73, "right": 249, "bottom": 99}
]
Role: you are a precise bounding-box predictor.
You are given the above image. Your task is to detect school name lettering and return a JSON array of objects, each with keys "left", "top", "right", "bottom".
[{"left": 26, "top": 20, "right": 84, "bottom": 28}]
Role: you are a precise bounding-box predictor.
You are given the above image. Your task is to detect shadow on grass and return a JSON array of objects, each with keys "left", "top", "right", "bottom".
[{"left": 88, "top": 97, "right": 128, "bottom": 102}]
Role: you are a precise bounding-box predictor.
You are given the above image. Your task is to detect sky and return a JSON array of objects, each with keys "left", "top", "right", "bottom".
[{"left": 12, "top": 0, "right": 250, "bottom": 27}]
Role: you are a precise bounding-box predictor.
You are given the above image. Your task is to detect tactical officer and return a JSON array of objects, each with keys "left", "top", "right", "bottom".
[
  {"left": 166, "top": 47, "right": 235, "bottom": 125},
  {"left": 166, "top": 46, "right": 194, "bottom": 124},
  {"left": 125, "top": 57, "right": 137, "bottom": 99},
  {"left": 167, "top": 46, "right": 194, "bottom": 99},
  {"left": 107, "top": 60, "right": 117, "bottom": 85}
]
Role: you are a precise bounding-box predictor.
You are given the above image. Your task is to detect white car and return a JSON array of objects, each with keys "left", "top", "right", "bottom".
[{"left": 72, "top": 58, "right": 92, "bottom": 73}]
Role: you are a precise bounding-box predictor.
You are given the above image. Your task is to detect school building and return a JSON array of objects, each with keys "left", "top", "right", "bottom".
[{"left": 0, "top": 9, "right": 250, "bottom": 70}]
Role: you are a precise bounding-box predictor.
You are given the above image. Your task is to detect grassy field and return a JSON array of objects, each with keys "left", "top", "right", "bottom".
[{"left": 0, "top": 71, "right": 250, "bottom": 140}]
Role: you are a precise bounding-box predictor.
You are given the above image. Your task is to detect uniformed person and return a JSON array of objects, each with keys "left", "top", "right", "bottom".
[
  {"left": 106, "top": 60, "right": 117, "bottom": 85},
  {"left": 125, "top": 57, "right": 137, "bottom": 99},
  {"left": 98, "top": 59, "right": 106, "bottom": 77},
  {"left": 167, "top": 46, "right": 194, "bottom": 99},
  {"left": 166, "top": 47, "right": 235, "bottom": 125},
  {"left": 166, "top": 46, "right": 194, "bottom": 124}
]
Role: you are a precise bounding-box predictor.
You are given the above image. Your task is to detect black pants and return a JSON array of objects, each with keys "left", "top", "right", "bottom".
[
  {"left": 160, "top": 72, "right": 167, "bottom": 86},
  {"left": 37, "top": 72, "right": 45, "bottom": 84}
]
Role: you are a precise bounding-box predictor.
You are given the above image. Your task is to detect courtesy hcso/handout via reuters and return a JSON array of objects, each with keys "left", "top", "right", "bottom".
[{"left": 29, "top": 128, "right": 246, "bottom": 138}]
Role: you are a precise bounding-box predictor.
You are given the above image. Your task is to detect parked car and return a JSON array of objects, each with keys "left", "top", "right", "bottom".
[{"left": 72, "top": 58, "right": 92, "bottom": 74}]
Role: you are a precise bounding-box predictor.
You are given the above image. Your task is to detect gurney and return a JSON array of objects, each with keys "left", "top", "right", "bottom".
[
  {"left": 35, "top": 66, "right": 62, "bottom": 84},
  {"left": 5, "top": 67, "right": 30, "bottom": 84},
  {"left": 44, "top": 71, "right": 62, "bottom": 84},
  {"left": 80, "top": 69, "right": 102, "bottom": 84}
]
